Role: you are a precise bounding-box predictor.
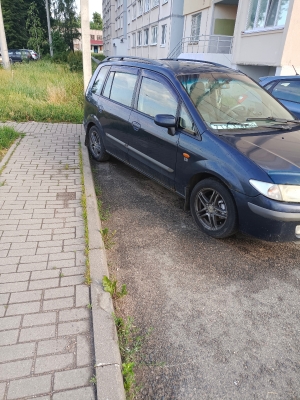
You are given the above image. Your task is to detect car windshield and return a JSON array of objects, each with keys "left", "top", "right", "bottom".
[{"left": 178, "top": 72, "right": 294, "bottom": 130}]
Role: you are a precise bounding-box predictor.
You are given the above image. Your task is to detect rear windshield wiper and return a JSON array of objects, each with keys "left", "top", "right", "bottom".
[{"left": 247, "top": 117, "right": 300, "bottom": 124}]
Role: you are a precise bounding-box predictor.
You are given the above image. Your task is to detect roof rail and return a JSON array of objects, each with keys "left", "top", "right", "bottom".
[
  {"left": 103, "top": 56, "right": 162, "bottom": 65},
  {"left": 161, "top": 58, "right": 228, "bottom": 68}
]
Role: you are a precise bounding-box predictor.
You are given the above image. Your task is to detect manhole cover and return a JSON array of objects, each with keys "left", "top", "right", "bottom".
[{"left": 56, "top": 192, "right": 76, "bottom": 201}]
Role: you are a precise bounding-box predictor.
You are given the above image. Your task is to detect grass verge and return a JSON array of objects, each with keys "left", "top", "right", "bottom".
[
  {"left": 0, "top": 127, "right": 20, "bottom": 162},
  {"left": 0, "top": 61, "right": 83, "bottom": 123},
  {"left": 79, "top": 143, "right": 91, "bottom": 285}
]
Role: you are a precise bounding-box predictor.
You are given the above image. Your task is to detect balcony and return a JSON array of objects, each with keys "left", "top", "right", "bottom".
[{"left": 168, "top": 35, "right": 233, "bottom": 59}]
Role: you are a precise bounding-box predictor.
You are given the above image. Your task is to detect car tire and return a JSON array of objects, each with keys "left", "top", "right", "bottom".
[
  {"left": 190, "top": 178, "right": 238, "bottom": 239},
  {"left": 88, "top": 125, "right": 110, "bottom": 162}
]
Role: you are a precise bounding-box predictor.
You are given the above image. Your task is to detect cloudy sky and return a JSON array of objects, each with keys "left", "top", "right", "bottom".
[{"left": 74, "top": 0, "right": 102, "bottom": 19}]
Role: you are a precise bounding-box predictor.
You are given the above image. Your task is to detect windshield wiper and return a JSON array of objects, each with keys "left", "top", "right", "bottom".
[
  {"left": 247, "top": 117, "right": 300, "bottom": 124},
  {"left": 211, "top": 121, "right": 290, "bottom": 130}
]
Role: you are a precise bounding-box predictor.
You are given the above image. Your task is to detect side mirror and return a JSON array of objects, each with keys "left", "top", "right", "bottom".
[{"left": 154, "top": 114, "right": 176, "bottom": 128}]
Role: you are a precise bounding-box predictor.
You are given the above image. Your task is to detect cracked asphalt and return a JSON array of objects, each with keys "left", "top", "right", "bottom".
[{"left": 92, "top": 156, "right": 300, "bottom": 400}]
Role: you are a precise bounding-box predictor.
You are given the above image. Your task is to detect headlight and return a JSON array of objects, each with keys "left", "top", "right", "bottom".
[{"left": 250, "top": 180, "right": 300, "bottom": 203}]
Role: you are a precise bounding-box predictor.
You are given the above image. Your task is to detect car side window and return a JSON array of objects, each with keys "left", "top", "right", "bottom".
[
  {"left": 179, "top": 105, "right": 197, "bottom": 135},
  {"left": 91, "top": 66, "right": 110, "bottom": 95},
  {"left": 103, "top": 72, "right": 114, "bottom": 98},
  {"left": 137, "top": 77, "right": 178, "bottom": 118},
  {"left": 102, "top": 71, "right": 137, "bottom": 107},
  {"left": 272, "top": 81, "right": 300, "bottom": 103}
]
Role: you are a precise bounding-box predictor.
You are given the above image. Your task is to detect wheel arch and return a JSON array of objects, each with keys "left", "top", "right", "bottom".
[{"left": 184, "top": 171, "right": 237, "bottom": 211}]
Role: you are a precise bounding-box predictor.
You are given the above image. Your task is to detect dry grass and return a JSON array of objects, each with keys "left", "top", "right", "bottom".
[{"left": 0, "top": 61, "right": 83, "bottom": 123}]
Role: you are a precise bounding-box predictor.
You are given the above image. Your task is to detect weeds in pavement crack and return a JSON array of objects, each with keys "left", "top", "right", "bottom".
[{"left": 79, "top": 143, "right": 91, "bottom": 285}]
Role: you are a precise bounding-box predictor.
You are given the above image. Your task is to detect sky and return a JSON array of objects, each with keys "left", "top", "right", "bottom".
[{"left": 74, "top": 0, "right": 102, "bottom": 20}]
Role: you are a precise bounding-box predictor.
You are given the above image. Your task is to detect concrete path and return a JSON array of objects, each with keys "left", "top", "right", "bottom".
[{"left": 0, "top": 122, "right": 96, "bottom": 400}]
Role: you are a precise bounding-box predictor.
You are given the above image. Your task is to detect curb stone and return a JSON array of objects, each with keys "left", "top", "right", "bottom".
[
  {"left": 0, "top": 137, "right": 22, "bottom": 172},
  {"left": 80, "top": 132, "right": 126, "bottom": 400}
]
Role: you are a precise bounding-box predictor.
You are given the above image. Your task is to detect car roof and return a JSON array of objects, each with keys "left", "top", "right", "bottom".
[
  {"left": 101, "top": 57, "right": 241, "bottom": 77},
  {"left": 260, "top": 75, "right": 300, "bottom": 83}
]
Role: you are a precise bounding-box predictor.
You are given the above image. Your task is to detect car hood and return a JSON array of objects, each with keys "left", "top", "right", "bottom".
[{"left": 223, "top": 128, "right": 300, "bottom": 185}]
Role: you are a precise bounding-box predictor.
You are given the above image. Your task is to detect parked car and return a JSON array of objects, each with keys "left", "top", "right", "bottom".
[
  {"left": 8, "top": 49, "right": 32, "bottom": 63},
  {"left": 84, "top": 57, "right": 300, "bottom": 242},
  {"left": 259, "top": 75, "right": 300, "bottom": 119},
  {"left": 24, "top": 49, "right": 39, "bottom": 60}
]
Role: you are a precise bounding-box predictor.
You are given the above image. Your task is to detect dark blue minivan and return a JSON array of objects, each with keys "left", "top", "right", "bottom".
[{"left": 84, "top": 57, "right": 300, "bottom": 242}]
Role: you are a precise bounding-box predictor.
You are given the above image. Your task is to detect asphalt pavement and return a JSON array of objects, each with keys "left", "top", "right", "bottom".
[{"left": 92, "top": 156, "right": 300, "bottom": 400}]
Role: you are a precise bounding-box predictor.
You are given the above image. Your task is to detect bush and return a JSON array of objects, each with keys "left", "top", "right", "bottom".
[
  {"left": 67, "top": 51, "right": 83, "bottom": 72},
  {"left": 91, "top": 53, "right": 106, "bottom": 62}
]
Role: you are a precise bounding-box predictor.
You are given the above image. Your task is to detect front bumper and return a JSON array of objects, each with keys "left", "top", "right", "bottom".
[{"left": 233, "top": 192, "right": 300, "bottom": 242}]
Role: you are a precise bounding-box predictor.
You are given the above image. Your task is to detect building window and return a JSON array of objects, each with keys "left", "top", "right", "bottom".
[
  {"left": 137, "top": 30, "right": 142, "bottom": 46},
  {"left": 161, "top": 24, "right": 167, "bottom": 45},
  {"left": 97, "top": 35, "right": 103, "bottom": 40},
  {"left": 152, "top": 0, "right": 159, "bottom": 7},
  {"left": 91, "top": 35, "right": 95, "bottom": 40},
  {"left": 247, "top": 0, "right": 290, "bottom": 31},
  {"left": 121, "top": 17, "right": 123, "bottom": 29},
  {"left": 132, "top": 3, "right": 136, "bottom": 19},
  {"left": 128, "top": 36, "right": 131, "bottom": 49},
  {"left": 128, "top": 9, "right": 131, "bottom": 23},
  {"left": 162, "top": 0, "right": 167, "bottom": 4},
  {"left": 191, "top": 13, "right": 201, "bottom": 41},
  {"left": 132, "top": 32, "right": 136, "bottom": 47},
  {"left": 138, "top": 0, "right": 143, "bottom": 16},
  {"left": 151, "top": 26, "right": 158, "bottom": 44},
  {"left": 144, "top": 28, "right": 149, "bottom": 45},
  {"left": 144, "top": 0, "right": 150, "bottom": 13}
]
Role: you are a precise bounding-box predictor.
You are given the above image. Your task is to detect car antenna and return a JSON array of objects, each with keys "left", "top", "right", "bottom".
[{"left": 292, "top": 65, "right": 299, "bottom": 75}]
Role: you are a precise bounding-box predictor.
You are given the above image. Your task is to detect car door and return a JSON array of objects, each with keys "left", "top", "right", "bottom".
[
  {"left": 98, "top": 66, "right": 139, "bottom": 162},
  {"left": 127, "top": 70, "right": 180, "bottom": 188},
  {"left": 270, "top": 80, "right": 300, "bottom": 119}
]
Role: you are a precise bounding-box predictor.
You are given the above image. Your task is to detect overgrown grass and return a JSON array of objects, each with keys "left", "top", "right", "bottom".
[
  {"left": 0, "top": 127, "right": 20, "bottom": 161},
  {"left": 0, "top": 61, "right": 83, "bottom": 123}
]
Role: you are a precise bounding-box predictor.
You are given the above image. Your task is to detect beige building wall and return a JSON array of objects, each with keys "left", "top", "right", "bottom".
[
  {"left": 232, "top": 0, "right": 300, "bottom": 75},
  {"left": 183, "top": 0, "right": 211, "bottom": 15},
  {"left": 280, "top": 0, "right": 300, "bottom": 74}
]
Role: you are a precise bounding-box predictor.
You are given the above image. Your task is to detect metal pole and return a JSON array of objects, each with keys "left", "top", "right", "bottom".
[
  {"left": 80, "top": 0, "right": 92, "bottom": 92},
  {"left": 0, "top": 0, "right": 10, "bottom": 69},
  {"left": 45, "top": 0, "right": 53, "bottom": 57}
]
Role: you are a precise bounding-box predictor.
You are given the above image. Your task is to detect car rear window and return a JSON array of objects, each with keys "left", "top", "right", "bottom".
[
  {"left": 92, "top": 66, "right": 110, "bottom": 95},
  {"left": 272, "top": 81, "right": 300, "bottom": 103}
]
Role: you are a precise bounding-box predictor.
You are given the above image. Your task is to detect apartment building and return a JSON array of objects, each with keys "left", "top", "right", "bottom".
[
  {"left": 103, "top": 0, "right": 116, "bottom": 55},
  {"left": 73, "top": 29, "right": 103, "bottom": 53},
  {"left": 175, "top": 0, "right": 300, "bottom": 80},
  {"left": 126, "top": 0, "right": 184, "bottom": 59},
  {"left": 103, "top": 0, "right": 184, "bottom": 58}
]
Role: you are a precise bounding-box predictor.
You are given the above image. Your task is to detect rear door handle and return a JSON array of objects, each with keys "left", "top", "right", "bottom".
[{"left": 132, "top": 121, "right": 141, "bottom": 131}]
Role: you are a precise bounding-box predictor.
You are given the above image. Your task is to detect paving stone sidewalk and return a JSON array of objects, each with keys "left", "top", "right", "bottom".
[{"left": 0, "top": 122, "right": 96, "bottom": 400}]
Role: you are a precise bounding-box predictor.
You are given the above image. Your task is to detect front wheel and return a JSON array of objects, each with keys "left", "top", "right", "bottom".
[
  {"left": 190, "top": 178, "right": 238, "bottom": 239},
  {"left": 88, "top": 125, "right": 110, "bottom": 162}
]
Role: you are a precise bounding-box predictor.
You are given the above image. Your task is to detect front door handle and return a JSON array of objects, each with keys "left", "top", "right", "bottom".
[
  {"left": 132, "top": 121, "right": 141, "bottom": 131},
  {"left": 98, "top": 105, "right": 104, "bottom": 113}
]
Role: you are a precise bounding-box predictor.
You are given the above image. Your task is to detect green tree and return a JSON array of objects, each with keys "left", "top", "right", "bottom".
[
  {"left": 2, "top": 0, "right": 27, "bottom": 48},
  {"left": 90, "top": 12, "right": 102, "bottom": 30},
  {"left": 26, "top": 2, "right": 45, "bottom": 55},
  {"left": 52, "top": 0, "right": 80, "bottom": 52}
]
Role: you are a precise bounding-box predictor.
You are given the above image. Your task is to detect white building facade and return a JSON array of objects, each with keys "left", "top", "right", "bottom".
[{"left": 103, "top": 0, "right": 185, "bottom": 59}]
